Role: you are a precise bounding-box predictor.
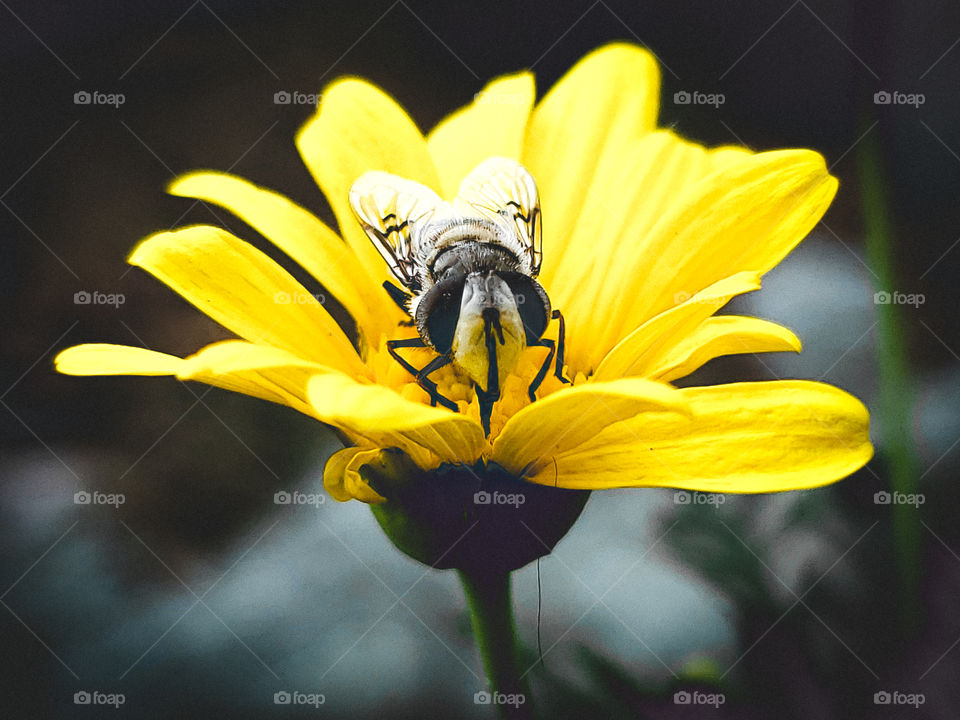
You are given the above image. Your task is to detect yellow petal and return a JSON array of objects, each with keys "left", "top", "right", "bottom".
[
  {"left": 167, "top": 172, "right": 392, "bottom": 342},
  {"left": 55, "top": 344, "right": 182, "bottom": 375},
  {"left": 525, "top": 43, "right": 659, "bottom": 273},
  {"left": 613, "top": 149, "right": 837, "bottom": 347},
  {"left": 651, "top": 315, "right": 802, "bottom": 383},
  {"left": 527, "top": 381, "right": 873, "bottom": 493},
  {"left": 296, "top": 78, "right": 440, "bottom": 291},
  {"left": 306, "top": 374, "right": 484, "bottom": 468},
  {"left": 592, "top": 272, "right": 762, "bottom": 381},
  {"left": 323, "top": 446, "right": 386, "bottom": 503},
  {"left": 492, "top": 378, "right": 690, "bottom": 476},
  {"left": 56, "top": 340, "right": 344, "bottom": 417},
  {"left": 128, "top": 225, "right": 370, "bottom": 379},
  {"left": 427, "top": 72, "right": 535, "bottom": 197}
]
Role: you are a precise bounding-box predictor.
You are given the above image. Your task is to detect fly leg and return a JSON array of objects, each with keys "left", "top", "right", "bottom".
[
  {"left": 527, "top": 309, "right": 572, "bottom": 401},
  {"left": 386, "top": 337, "right": 458, "bottom": 410}
]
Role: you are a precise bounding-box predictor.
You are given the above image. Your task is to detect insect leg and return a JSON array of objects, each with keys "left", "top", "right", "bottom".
[
  {"left": 551, "top": 309, "right": 572, "bottom": 384},
  {"left": 526, "top": 338, "right": 556, "bottom": 402},
  {"left": 386, "top": 338, "right": 458, "bottom": 411}
]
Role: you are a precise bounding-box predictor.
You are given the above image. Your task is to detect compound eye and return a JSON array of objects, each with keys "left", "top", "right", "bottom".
[
  {"left": 501, "top": 274, "right": 549, "bottom": 344},
  {"left": 417, "top": 276, "right": 466, "bottom": 354}
]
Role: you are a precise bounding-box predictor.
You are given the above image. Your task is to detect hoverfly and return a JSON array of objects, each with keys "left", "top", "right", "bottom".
[{"left": 348, "top": 157, "right": 569, "bottom": 435}]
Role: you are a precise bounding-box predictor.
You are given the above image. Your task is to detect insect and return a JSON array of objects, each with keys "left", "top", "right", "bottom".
[{"left": 348, "top": 156, "right": 570, "bottom": 436}]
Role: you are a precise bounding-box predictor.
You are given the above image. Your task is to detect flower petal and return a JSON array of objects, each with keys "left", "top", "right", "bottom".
[
  {"left": 650, "top": 315, "right": 802, "bottom": 383},
  {"left": 128, "top": 225, "right": 370, "bottom": 378},
  {"left": 492, "top": 378, "right": 690, "bottom": 476},
  {"left": 323, "top": 446, "right": 386, "bottom": 503},
  {"left": 524, "top": 43, "right": 659, "bottom": 272},
  {"left": 296, "top": 78, "right": 441, "bottom": 292},
  {"left": 606, "top": 149, "right": 837, "bottom": 354},
  {"left": 167, "top": 172, "right": 392, "bottom": 342},
  {"left": 592, "top": 271, "right": 762, "bottom": 381},
  {"left": 427, "top": 71, "right": 535, "bottom": 197},
  {"left": 55, "top": 344, "right": 182, "bottom": 375},
  {"left": 307, "top": 374, "right": 484, "bottom": 468},
  {"left": 526, "top": 380, "right": 873, "bottom": 493}
]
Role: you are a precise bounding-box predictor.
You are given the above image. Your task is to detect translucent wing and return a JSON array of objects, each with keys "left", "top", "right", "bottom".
[
  {"left": 348, "top": 172, "right": 445, "bottom": 289},
  {"left": 456, "top": 157, "right": 542, "bottom": 276}
]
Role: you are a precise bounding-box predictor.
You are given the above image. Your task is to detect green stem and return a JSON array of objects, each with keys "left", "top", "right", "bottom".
[
  {"left": 459, "top": 568, "right": 534, "bottom": 720},
  {"left": 857, "top": 118, "right": 922, "bottom": 631}
]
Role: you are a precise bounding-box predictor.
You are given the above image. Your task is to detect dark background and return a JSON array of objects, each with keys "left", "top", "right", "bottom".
[{"left": 2, "top": 1, "right": 959, "bottom": 718}]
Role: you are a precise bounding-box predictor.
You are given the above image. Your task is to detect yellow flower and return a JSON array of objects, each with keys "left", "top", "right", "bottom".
[{"left": 55, "top": 44, "right": 872, "bottom": 508}]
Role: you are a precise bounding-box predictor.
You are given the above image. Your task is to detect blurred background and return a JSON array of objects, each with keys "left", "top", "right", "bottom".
[{"left": 2, "top": 0, "right": 959, "bottom": 717}]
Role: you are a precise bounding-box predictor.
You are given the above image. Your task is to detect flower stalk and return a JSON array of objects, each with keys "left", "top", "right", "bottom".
[{"left": 459, "top": 568, "right": 533, "bottom": 720}]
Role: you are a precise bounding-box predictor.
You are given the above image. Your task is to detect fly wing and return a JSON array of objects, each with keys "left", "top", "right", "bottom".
[
  {"left": 455, "top": 157, "right": 542, "bottom": 276},
  {"left": 348, "top": 172, "right": 446, "bottom": 289}
]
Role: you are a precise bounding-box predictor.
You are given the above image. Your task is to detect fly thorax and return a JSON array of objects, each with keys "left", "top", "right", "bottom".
[{"left": 451, "top": 272, "right": 524, "bottom": 393}]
